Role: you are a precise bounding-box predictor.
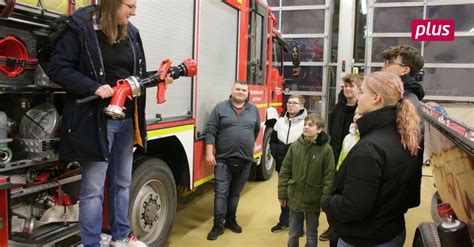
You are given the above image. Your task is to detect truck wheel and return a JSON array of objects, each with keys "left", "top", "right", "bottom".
[
  {"left": 413, "top": 222, "right": 442, "bottom": 247},
  {"left": 129, "top": 157, "right": 177, "bottom": 246},
  {"left": 256, "top": 127, "right": 275, "bottom": 181}
]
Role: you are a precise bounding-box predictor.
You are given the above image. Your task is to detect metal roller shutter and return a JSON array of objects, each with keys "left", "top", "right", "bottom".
[
  {"left": 133, "top": 0, "right": 194, "bottom": 121},
  {"left": 196, "top": 0, "right": 238, "bottom": 134}
]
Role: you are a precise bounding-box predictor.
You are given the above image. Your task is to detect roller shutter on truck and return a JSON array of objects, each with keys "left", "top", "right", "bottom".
[
  {"left": 133, "top": 0, "right": 194, "bottom": 121},
  {"left": 195, "top": 0, "right": 238, "bottom": 135}
]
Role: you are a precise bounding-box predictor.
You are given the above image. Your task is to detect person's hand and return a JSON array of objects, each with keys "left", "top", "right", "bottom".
[
  {"left": 279, "top": 199, "right": 287, "bottom": 207},
  {"left": 95, "top": 84, "right": 114, "bottom": 99},
  {"left": 165, "top": 75, "right": 173, "bottom": 85},
  {"left": 206, "top": 153, "right": 216, "bottom": 167}
]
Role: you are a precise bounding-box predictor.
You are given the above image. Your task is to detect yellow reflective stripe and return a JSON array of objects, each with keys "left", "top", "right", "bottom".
[
  {"left": 194, "top": 174, "right": 214, "bottom": 188},
  {"left": 148, "top": 124, "right": 194, "bottom": 138},
  {"left": 255, "top": 102, "right": 282, "bottom": 108},
  {"left": 253, "top": 151, "right": 262, "bottom": 159}
]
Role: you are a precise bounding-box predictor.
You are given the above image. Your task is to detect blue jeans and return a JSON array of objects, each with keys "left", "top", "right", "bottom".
[
  {"left": 79, "top": 119, "right": 133, "bottom": 247},
  {"left": 288, "top": 210, "right": 320, "bottom": 247},
  {"left": 213, "top": 159, "right": 251, "bottom": 226},
  {"left": 337, "top": 229, "right": 406, "bottom": 247}
]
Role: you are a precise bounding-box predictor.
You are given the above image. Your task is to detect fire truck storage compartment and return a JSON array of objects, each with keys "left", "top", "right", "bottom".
[
  {"left": 134, "top": 0, "right": 194, "bottom": 121},
  {"left": 0, "top": 26, "right": 37, "bottom": 85},
  {"left": 0, "top": 1, "right": 92, "bottom": 245},
  {"left": 195, "top": 0, "right": 238, "bottom": 135}
]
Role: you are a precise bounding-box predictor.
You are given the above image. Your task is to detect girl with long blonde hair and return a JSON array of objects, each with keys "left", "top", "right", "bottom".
[{"left": 322, "top": 71, "right": 421, "bottom": 247}]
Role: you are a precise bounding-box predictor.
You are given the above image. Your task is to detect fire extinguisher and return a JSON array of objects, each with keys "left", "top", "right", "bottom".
[{"left": 436, "top": 203, "right": 472, "bottom": 246}]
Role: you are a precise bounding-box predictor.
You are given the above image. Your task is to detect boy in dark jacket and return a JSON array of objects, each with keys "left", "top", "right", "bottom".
[
  {"left": 278, "top": 113, "right": 335, "bottom": 247},
  {"left": 381, "top": 45, "right": 425, "bottom": 209},
  {"left": 324, "top": 73, "right": 362, "bottom": 244}
]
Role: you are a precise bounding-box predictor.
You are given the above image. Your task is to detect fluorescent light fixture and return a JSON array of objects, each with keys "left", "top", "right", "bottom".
[{"left": 361, "top": 0, "right": 367, "bottom": 15}]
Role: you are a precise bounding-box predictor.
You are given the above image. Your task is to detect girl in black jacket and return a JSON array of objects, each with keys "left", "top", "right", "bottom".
[{"left": 322, "top": 71, "right": 421, "bottom": 247}]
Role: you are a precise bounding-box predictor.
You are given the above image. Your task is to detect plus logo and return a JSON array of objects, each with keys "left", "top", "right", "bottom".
[{"left": 412, "top": 20, "right": 454, "bottom": 41}]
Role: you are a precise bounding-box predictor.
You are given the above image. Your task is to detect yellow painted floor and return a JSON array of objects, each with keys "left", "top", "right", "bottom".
[{"left": 167, "top": 167, "right": 436, "bottom": 247}]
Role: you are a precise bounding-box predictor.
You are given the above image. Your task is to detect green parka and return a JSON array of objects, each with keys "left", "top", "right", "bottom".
[{"left": 278, "top": 132, "right": 335, "bottom": 213}]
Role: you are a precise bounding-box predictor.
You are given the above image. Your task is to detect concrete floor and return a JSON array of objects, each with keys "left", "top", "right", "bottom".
[{"left": 167, "top": 167, "right": 436, "bottom": 247}]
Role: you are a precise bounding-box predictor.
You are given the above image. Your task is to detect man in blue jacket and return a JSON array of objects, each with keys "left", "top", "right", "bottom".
[{"left": 205, "top": 80, "right": 260, "bottom": 240}]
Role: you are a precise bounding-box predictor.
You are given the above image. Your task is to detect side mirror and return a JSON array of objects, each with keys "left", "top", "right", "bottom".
[{"left": 291, "top": 42, "right": 301, "bottom": 77}]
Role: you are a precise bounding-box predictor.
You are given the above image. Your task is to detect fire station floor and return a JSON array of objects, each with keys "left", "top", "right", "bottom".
[{"left": 167, "top": 167, "right": 436, "bottom": 247}]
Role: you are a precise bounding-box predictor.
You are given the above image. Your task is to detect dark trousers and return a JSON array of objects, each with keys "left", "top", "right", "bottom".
[
  {"left": 213, "top": 159, "right": 251, "bottom": 226},
  {"left": 279, "top": 205, "right": 290, "bottom": 226},
  {"left": 329, "top": 226, "right": 338, "bottom": 247},
  {"left": 276, "top": 167, "right": 289, "bottom": 226}
]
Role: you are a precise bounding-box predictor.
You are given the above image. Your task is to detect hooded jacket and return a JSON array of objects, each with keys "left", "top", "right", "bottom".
[
  {"left": 401, "top": 74, "right": 424, "bottom": 135},
  {"left": 322, "top": 107, "right": 420, "bottom": 246},
  {"left": 47, "top": 5, "right": 147, "bottom": 162},
  {"left": 328, "top": 90, "right": 357, "bottom": 163},
  {"left": 278, "top": 132, "right": 335, "bottom": 213},
  {"left": 336, "top": 123, "right": 360, "bottom": 171},
  {"left": 270, "top": 108, "right": 307, "bottom": 172},
  {"left": 401, "top": 74, "right": 425, "bottom": 209}
]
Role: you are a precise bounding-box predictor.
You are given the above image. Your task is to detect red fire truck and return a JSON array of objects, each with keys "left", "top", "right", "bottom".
[{"left": 0, "top": 0, "right": 299, "bottom": 246}]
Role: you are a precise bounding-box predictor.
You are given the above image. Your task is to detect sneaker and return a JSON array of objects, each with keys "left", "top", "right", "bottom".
[
  {"left": 110, "top": 233, "right": 147, "bottom": 247},
  {"left": 224, "top": 218, "right": 242, "bottom": 233},
  {"left": 319, "top": 228, "right": 330, "bottom": 241},
  {"left": 270, "top": 223, "right": 289, "bottom": 233},
  {"left": 207, "top": 225, "right": 224, "bottom": 240}
]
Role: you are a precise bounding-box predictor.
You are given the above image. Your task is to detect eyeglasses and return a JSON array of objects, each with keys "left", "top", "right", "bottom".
[
  {"left": 384, "top": 60, "right": 407, "bottom": 67},
  {"left": 121, "top": 1, "right": 137, "bottom": 10},
  {"left": 287, "top": 101, "right": 301, "bottom": 105}
]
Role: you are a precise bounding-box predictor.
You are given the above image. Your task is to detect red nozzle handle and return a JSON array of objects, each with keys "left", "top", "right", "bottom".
[
  {"left": 158, "top": 59, "right": 172, "bottom": 81},
  {"left": 156, "top": 59, "right": 173, "bottom": 104}
]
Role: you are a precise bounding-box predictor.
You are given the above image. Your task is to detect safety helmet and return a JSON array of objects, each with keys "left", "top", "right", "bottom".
[{"left": 0, "top": 35, "right": 38, "bottom": 78}]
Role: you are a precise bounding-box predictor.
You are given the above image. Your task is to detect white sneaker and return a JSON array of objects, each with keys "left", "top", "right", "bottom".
[{"left": 110, "top": 233, "right": 147, "bottom": 247}]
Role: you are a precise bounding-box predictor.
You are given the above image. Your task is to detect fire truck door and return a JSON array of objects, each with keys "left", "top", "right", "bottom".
[{"left": 247, "top": 2, "right": 267, "bottom": 86}]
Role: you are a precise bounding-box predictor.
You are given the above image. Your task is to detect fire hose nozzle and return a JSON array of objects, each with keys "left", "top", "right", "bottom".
[
  {"left": 103, "top": 76, "right": 142, "bottom": 119},
  {"left": 77, "top": 59, "right": 197, "bottom": 119}
]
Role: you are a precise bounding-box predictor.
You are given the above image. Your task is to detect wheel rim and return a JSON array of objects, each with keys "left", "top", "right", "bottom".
[
  {"left": 130, "top": 179, "right": 168, "bottom": 244},
  {"left": 264, "top": 138, "right": 274, "bottom": 171}
]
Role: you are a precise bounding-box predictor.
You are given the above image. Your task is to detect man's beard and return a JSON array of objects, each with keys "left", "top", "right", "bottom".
[{"left": 232, "top": 95, "right": 246, "bottom": 104}]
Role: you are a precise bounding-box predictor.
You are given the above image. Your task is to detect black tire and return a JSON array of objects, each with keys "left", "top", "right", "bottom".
[
  {"left": 129, "top": 157, "right": 177, "bottom": 246},
  {"left": 256, "top": 127, "right": 275, "bottom": 181}
]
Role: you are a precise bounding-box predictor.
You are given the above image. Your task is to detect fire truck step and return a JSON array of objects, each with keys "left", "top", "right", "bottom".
[{"left": 10, "top": 222, "right": 79, "bottom": 246}]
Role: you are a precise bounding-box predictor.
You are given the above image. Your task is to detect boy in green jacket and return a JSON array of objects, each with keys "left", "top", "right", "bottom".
[{"left": 278, "top": 113, "right": 335, "bottom": 247}]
